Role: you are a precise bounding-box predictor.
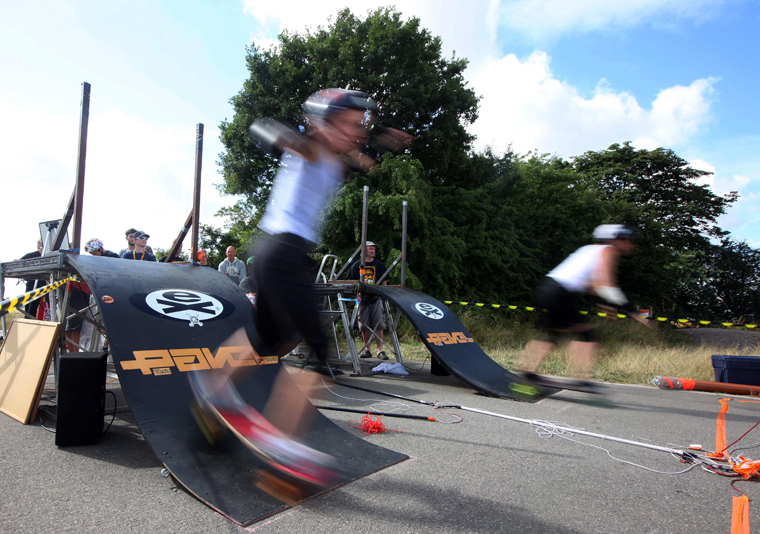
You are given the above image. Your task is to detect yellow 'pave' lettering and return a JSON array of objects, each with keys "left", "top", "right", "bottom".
[
  {"left": 120, "top": 346, "right": 274, "bottom": 375},
  {"left": 425, "top": 332, "right": 475, "bottom": 346},
  {"left": 202, "top": 346, "right": 261, "bottom": 369},
  {"left": 170, "top": 348, "right": 211, "bottom": 372},
  {"left": 121, "top": 350, "right": 175, "bottom": 375}
]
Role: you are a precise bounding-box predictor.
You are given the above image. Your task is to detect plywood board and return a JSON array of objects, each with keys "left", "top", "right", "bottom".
[{"left": 0, "top": 319, "right": 60, "bottom": 423}]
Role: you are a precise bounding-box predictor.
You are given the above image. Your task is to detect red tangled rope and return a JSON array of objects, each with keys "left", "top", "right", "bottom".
[{"left": 349, "top": 412, "right": 403, "bottom": 436}]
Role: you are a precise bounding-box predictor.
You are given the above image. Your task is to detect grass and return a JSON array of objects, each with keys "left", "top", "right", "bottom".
[
  {"left": 3, "top": 300, "right": 753, "bottom": 386},
  {"left": 386, "top": 307, "right": 759, "bottom": 385}
]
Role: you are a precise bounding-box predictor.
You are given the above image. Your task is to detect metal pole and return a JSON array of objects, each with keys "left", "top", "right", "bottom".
[
  {"left": 359, "top": 186, "right": 369, "bottom": 283},
  {"left": 71, "top": 82, "right": 91, "bottom": 253},
  {"left": 166, "top": 211, "right": 193, "bottom": 262},
  {"left": 191, "top": 124, "right": 203, "bottom": 259},
  {"left": 401, "top": 201, "right": 408, "bottom": 287},
  {"left": 52, "top": 190, "right": 76, "bottom": 251},
  {"left": 334, "top": 245, "right": 362, "bottom": 281},
  {"left": 313, "top": 405, "right": 435, "bottom": 421}
]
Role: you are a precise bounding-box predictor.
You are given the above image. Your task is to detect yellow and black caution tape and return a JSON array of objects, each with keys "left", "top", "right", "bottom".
[
  {"left": 443, "top": 300, "right": 757, "bottom": 329},
  {"left": 0, "top": 276, "right": 77, "bottom": 318}
]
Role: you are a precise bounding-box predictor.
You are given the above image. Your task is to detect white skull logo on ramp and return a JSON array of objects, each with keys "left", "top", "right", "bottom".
[
  {"left": 145, "top": 290, "right": 224, "bottom": 326},
  {"left": 414, "top": 302, "right": 444, "bottom": 320}
]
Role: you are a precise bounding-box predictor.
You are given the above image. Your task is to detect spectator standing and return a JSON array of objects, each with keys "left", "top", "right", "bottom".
[
  {"left": 85, "top": 238, "right": 120, "bottom": 258},
  {"left": 347, "top": 241, "right": 389, "bottom": 359},
  {"left": 218, "top": 246, "right": 245, "bottom": 285},
  {"left": 119, "top": 228, "right": 153, "bottom": 257},
  {"left": 191, "top": 248, "right": 211, "bottom": 266},
  {"left": 122, "top": 231, "right": 157, "bottom": 261}
]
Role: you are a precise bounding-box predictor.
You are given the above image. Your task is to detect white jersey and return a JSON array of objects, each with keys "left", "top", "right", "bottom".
[
  {"left": 547, "top": 244, "right": 610, "bottom": 293},
  {"left": 258, "top": 149, "right": 343, "bottom": 244}
]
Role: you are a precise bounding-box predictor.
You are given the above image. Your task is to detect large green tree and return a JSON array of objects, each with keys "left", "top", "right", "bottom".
[
  {"left": 209, "top": 7, "right": 758, "bottom": 318},
  {"left": 572, "top": 142, "right": 739, "bottom": 315},
  {"left": 217, "top": 7, "right": 479, "bottom": 224},
  {"left": 690, "top": 238, "right": 760, "bottom": 321}
]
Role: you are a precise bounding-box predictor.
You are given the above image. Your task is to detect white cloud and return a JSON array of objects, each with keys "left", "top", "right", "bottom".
[
  {"left": 250, "top": 33, "right": 279, "bottom": 52},
  {"left": 689, "top": 158, "right": 716, "bottom": 188},
  {"left": 498, "top": 0, "right": 727, "bottom": 43},
  {"left": 689, "top": 159, "right": 715, "bottom": 173},
  {"left": 240, "top": 0, "right": 499, "bottom": 70},
  {"left": 469, "top": 51, "right": 717, "bottom": 156}
]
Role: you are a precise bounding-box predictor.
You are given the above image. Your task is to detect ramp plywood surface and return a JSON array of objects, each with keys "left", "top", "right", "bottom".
[
  {"left": 363, "top": 285, "right": 556, "bottom": 401},
  {"left": 66, "top": 254, "right": 407, "bottom": 526},
  {"left": 0, "top": 319, "right": 60, "bottom": 423}
]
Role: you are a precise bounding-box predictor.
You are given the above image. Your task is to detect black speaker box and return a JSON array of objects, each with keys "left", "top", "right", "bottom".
[
  {"left": 55, "top": 352, "right": 108, "bottom": 447},
  {"left": 430, "top": 355, "right": 451, "bottom": 376}
]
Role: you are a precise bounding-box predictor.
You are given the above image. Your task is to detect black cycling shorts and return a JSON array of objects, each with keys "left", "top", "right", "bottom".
[{"left": 533, "top": 277, "right": 587, "bottom": 331}]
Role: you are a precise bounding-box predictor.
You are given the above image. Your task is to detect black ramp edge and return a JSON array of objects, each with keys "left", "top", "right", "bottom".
[
  {"left": 363, "top": 285, "right": 556, "bottom": 401},
  {"left": 66, "top": 254, "right": 407, "bottom": 526}
]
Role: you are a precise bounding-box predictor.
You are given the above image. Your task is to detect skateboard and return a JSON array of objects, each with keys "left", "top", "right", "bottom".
[
  {"left": 188, "top": 371, "right": 339, "bottom": 492},
  {"left": 509, "top": 372, "right": 606, "bottom": 399}
]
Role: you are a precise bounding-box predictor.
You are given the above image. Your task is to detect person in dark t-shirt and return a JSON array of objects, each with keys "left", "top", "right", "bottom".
[
  {"left": 122, "top": 231, "right": 157, "bottom": 262},
  {"left": 85, "top": 238, "right": 120, "bottom": 258},
  {"left": 346, "top": 241, "right": 389, "bottom": 360}
]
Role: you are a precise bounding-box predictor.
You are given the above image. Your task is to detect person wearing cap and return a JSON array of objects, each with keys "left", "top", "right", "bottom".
[
  {"left": 122, "top": 231, "right": 157, "bottom": 261},
  {"left": 85, "top": 238, "right": 120, "bottom": 258},
  {"left": 218, "top": 246, "right": 245, "bottom": 285},
  {"left": 347, "top": 241, "right": 389, "bottom": 360},
  {"left": 519, "top": 224, "right": 650, "bottom": 381},
  {"left": 119, "top": 227, "right": 154, "bottom": 257}
]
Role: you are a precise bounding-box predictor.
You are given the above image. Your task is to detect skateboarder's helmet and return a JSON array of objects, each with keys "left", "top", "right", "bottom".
[
  {"left": 85, "top": 238, "right": 103, "bottom": 252},
  {"left": 593, "top": 224, "right": 641, "bottom": 241},
  {"left": 304, "top": 89, "right": 378, "bottom": 119}
]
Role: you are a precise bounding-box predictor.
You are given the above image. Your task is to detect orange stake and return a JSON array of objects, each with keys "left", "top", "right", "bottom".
[{"left": 731, "top": 495, "right": 749, "bottom": 534}]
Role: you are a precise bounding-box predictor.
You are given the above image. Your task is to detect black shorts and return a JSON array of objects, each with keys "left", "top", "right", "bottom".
[
  {"left": 533, "top": 277, "right": 587, "bottom": 331},
  {"left": 251, "top": 233, "right": 328, "bottom": 358}
]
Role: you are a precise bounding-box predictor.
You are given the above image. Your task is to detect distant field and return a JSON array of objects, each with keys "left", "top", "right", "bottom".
[
  {"left": 4, "top": 304, "right": 757, "bottom": 386},
  {"left": 393, "top": 308, "right": 760, "bottom": 385}
]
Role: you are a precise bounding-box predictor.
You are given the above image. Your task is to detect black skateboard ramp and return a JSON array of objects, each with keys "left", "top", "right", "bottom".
[
  {"left": 363, "top": 285, "right": 556, "bottom": 401},
  {"left": 66, "top": 255, "right": 407, "bottom": 525}
]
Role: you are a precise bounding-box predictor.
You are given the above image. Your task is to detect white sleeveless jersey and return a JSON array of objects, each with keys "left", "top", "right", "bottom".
[
  {"left": 258, "top": 149, "right": 343, "bottom": 244},
  {"left": 547, "top": 244, "right": 610, "bottom": 293}
]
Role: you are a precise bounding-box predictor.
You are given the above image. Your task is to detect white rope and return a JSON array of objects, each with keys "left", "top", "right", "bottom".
[{"left": 535, "top": 421, "right": 702, "bottom": 475}]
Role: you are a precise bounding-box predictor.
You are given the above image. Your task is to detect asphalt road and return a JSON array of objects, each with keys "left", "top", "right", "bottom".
[
  {"left": 684, "top": 328, "right": 760, "bottom": 351},
  {"left": 1, "top": 364, "right": 759, "bottom": 534}
]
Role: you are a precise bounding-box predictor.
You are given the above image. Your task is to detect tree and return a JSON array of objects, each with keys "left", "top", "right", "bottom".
[
  {"left": 573, "top": 142, "right": 736, "bottom": 249},
  {"left": 690, "top": 238, "right": 760, "bottom": 321},
  {"left": 572, "top": 142, "right": 739, "bottom": 316},
  {"left": 217, "top": 7, "right": 479, "bottom": 226}
]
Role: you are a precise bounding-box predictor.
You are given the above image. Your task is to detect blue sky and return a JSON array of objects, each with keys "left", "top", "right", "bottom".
[{"left": 2, "top": 0, "right": 758, "bottom": 271}]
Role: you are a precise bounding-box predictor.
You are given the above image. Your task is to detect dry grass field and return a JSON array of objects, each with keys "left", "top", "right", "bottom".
[
  {"left": 393, "top": 308, "right": 760, "bottom": 385},
  {"left": 3, "top": 304, "right": 757, "bottom": 386}
]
